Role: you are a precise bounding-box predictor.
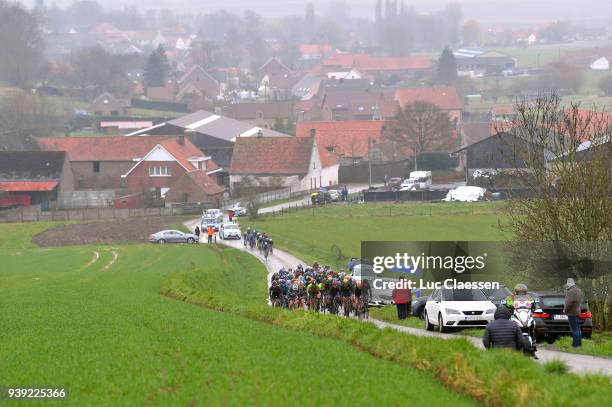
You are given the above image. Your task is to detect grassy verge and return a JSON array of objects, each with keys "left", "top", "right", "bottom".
[
  {"left": 162, "top": 246, "right": 611, "bottom": 406},
  {"left": 241, "top": 202, "right": 510, "bottom": 267},
  {"left": 545, "top": 332, "right": 612, "bottom": 358},
  {"left": 258, "top": 193, "right": 309, "bottom": 209},
  {"left": 0, "top": 221, "right": 63, "bottom": 249},
  {"left": 1, "top": 243, "right": 476, "bottom": 406}
]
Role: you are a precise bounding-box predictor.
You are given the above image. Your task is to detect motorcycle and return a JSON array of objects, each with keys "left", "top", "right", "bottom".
[{"left": 505, "top": 296, "right": 538, "bottom": 358}]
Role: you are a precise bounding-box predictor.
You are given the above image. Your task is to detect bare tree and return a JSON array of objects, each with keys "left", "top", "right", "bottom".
[
  {"left": 0, "top": 90, "right": 72, "bottom": 150},
  {"left": 384, "top": 101, "right": 455, "bottom": 155},
  {"left": 0, "top": 1, "right": 45, "bottom": 88},
  {"left": 499, "top": 94, "right": 612, "bottom": 329}
]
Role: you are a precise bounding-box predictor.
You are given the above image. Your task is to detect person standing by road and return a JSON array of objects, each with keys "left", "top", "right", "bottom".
[
  {"left": 194, "top": 226, "right": 201, "bottom": 242},
  {"left": 207, "top": 225, "right": 214, "bottom": 244},
  {"left": 564, "top": 278, "right": 584, "bottom": 348},
  {"left": 392, "top": 279, "right": 411, "bottom": 320}
]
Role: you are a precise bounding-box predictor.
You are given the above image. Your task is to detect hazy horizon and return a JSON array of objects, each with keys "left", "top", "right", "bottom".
[{"left": 16, "top": 0, "right": 612, "bottom": 23}]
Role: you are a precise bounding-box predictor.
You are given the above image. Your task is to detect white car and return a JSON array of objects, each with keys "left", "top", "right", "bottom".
[
  {"left": 423, "top": 288, "right": 497, "bottom": 333},
  {"left": 204, "top": 208, "right": 223, "bottom": 221},
  {"left": 219, "top": 222, "right": 241, "bottom": 239},
  {"left": 329, "top": 189, "right": 340, "bottom": 201},
  {"left": 230, "top": 203, "right": 247, "bottom": 217},
  {"left": 442, "top": 186, "right": 487, "bottom": 202}
]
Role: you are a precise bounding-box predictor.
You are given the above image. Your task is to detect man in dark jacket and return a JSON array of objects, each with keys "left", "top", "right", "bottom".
[
  {"left": 564, "top": 278, "right": 584, "bottom": 348},
  {"left": 483, "top": 306, "right": 524, "bottom": 350}
]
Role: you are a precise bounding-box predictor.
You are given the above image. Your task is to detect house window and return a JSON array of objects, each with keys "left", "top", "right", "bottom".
[
  {"left": 149, "top": 166, "right": 172, "bottom": 177},
  {"left": 93, "top": 161, "right": 100, "bottom": 173}
]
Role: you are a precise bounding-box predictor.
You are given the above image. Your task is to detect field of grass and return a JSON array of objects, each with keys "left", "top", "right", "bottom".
[
  {"left": 242, "top": 202, "right": 510, "bottom": 267},
  {"left": 0, "top": 232, "right": 478, "bottom": 405}
]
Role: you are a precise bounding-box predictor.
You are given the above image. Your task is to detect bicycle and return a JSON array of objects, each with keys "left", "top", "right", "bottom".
[
  {"left": 342, "top": 296, "right": 353, "bottom": 318},
  {"left": 354, "top": 296, "right": 369, "bottom": 319}
]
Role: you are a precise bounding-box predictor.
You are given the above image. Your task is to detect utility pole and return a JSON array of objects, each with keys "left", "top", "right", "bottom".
[{"left": 368, "top": 136, "right": 372, "bottom": 189}]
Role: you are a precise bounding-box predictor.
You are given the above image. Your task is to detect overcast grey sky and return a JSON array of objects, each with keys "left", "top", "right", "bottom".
[{"left": 20, "top": 0, "right": 612, "bottom": 22}]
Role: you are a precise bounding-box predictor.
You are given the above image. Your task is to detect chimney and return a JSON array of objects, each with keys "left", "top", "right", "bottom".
[
  {"left": 178, "top": 135, "right": 185, "bottom": 146},
  {"left": 310, "top": 128, "right": 316, "bottom": 137}
]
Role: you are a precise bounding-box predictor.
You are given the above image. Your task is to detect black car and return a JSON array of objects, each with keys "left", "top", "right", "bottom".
[
  {"left": 531, "top": 291, "right": 593, "bottom": 343},
  {"left": 482, "top": 285, "right": 512, "bottom": 304},
  {"left": 410, "top": 295, "right": 430, "bottom": 318}
]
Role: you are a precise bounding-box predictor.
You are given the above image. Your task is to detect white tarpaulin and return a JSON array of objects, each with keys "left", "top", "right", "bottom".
[{"left": 443, "top": 186, "right": 487, "bottom": 202}]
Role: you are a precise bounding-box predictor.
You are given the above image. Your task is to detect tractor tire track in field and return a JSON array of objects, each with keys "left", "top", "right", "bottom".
[
  {"left": 101, "top": 249, "right": 119, "bottom": 271},
  {"left": 81, "top": 251, "right": 100, "bottom": 270}
]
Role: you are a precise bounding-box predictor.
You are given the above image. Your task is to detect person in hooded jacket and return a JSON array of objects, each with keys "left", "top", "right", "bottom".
[{"left": 483, "top": 306, "right": 525, "bottom": 351}]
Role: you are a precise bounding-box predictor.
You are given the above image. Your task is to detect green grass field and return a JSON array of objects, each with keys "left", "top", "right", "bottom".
[
  {"left": 2, "top": 212, "right": 611, "bottom": 405},
  {"left": 243, "top": 202, "right": 510, "bottom": 267},
  {"left": 0, "top": 234, "right": 478, "bottom": 405}
]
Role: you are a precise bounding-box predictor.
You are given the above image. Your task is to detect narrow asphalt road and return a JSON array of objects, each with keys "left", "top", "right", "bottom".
[
  {"left": 185, "top": 218, "right": 612, "bottom": 376},
  {"left": 258, "top": 183, "right": 380, "bottom": 214}
]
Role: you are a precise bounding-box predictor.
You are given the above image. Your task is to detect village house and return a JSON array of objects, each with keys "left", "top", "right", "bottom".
[
  {"left": 175, "top": 64, "right": 221, "bottom": 109},
  {"left": 319, "top": 88, "right": 399, "bottom": 121},
  {"left": 126, "top": 110, "right": 288, "bottom": 184},
  {"left": 91, "top": 92, "right": 131, "bottom": 116},
  {"left": 0, "top": 151, "right": 74, "bottom": 210},
  {"left": 120, "top": 135, "right": 222, "bottom": 200},
  {"left": 319, "top": 53, "right": 432, "bottom": 81},
  {"left": 453, "top": 49, "right": 517, "bottom": 76},
  {"left": 295, "top": 120, "right": 396, "bottom": 165},
  {"left": 229, "top": 135, "right": 338, "bottom": 194},
  {"left": 164, "top": 170, "right": 226, "bottom": 207},
  {"left": 258, "top": 58, "right": 299, "bottom": 100},
  {"left": 223, "top": 100, "right": 295, "bottom": 128}
]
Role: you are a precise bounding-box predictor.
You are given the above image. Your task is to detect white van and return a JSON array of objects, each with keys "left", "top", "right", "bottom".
[{"left": 400, "top": 171, "right": 432, "bottom": 191}]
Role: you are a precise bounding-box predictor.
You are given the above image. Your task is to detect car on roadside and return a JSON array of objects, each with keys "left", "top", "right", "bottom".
[
  {"left": 482, "top": 285, "right": 512, "bottom": 304},
  {"left": 229, "top": 202, "right": 247, "bottom": 217},
  {"left": 201, "top": 216, "right": 221, "bottom": 232},
  {"left": 530, "top": 291, "right": 593, "bottom": 343},
  {"left": 424, "top": 288, "right": 497, "bottom": 333},
  {"left": 410, "top": 295, "right": 430, "bottom": 318},
  {"left": 219, "top": 222, "right": 241, "bottom": 240},
  {"left": 388, "top": 177, "right": 403, "bottom": 190},
  {"left": 149, "top": 230, "right": 198, "bottom": 244},
  {"left": 472, "top": 169, "right": 498, "bottom": 179},
  {"left": 329, "top": 189, "right": 340, "bottom": 201},
  {"left": 204, "top": 208, "right": 223, "bottom": 221}
]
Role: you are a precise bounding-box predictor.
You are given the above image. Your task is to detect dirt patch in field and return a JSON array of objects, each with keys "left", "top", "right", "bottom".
[{"left": 33, "top": 216, "right": 195, "bottom": 247}]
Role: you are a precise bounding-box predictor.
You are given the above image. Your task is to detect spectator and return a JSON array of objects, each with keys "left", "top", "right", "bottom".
[
  {"left": 483, "top": 306, "right": 524, "bottom": 351},
  {"left": 564, "top": 278, "right": 584, "bottom": 348},
  {"left": 194, "top": 226, "right": 200, "bottom": 241},
  {"left": 207, "top": 225, "right": 214, "bottom": 244},
  {"left": 384, "top": 174, "right": 388, "bottom": 186},
  {"left": 228, "top": 210, "right": 234, "bottom": 222},
  {"left": 392, "top": 279, "right": 411, "bottom": 320}
]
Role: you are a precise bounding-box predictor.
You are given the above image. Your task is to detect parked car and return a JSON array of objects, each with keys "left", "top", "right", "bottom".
[
  {"left": 530, "top": 291, "right": 593, "bottom": 342},
  {"left": 424, "top": 288, "right": 497, "bottom": 333},
  {"left": 482, "top": 285, "right": 512, "bottom": 304},
  {"left": 411, "top": 295, "right": 430, "bottom": 318},
  {"left": 149, "top": 230, "right": 198, "bottom": 244},
  {"left": 219, "top": 222, "right": 241, "bottom": 240},
  {"left": 387, "top": 177, "right": 403, "bottom": 190},
  {"left": 400, "top": 171, "right": 432, "bottom": 191},
  {"left": 351, "top": 263, "right": 394, "bottom": 305},
  {"left": 204, "top": 208, "right": 223, "bottom": 221},
  {"left": 329, "top": 189, "right": 340, "bottom": 201},
  {"left": 472, "top": 169, "right": 498, "bottom": 179},
  {"left": 201, "top": 216, "right": 221, "bottom": 232},
  {"left": 229, "top": 202, "right": 247, "bottom": 217}
]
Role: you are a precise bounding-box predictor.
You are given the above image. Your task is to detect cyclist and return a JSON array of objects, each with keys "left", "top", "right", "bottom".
[
  {"left": 306, "top": 280, "right": 321, "bottom": 311},
  {"left": 269, "top": 280, "right": 283, "bottom": 307}
]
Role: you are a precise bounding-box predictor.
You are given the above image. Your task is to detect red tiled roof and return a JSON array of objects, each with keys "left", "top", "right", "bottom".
[
  {"left": 230, "top": 137, "right": 314, "bottom": 175},
  {"left": 296, "top": 121, "right": 386, "bottom": 159},
  {"left": 0, "top": 181, "right": 58, "bottom": 192},
  {"left": 322, "top": 53, "right": 432, "bottom": 71},
  {"left": 37, "top": 136, "right": 174, "bottom": 161},
  {"left": 185, "top": 170, "right": 225, "bottom": 195},
  {"left": 300, "top": 44, "right": 333, "bottom": 56},
  {"left": 160, "top": 138, "right": 211, "bottom": 171},
  {"left": 394, "top": 86, "right": 463, "bottom": 110}
]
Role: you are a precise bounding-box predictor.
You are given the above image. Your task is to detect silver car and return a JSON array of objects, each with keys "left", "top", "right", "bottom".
[{"left": 148, "top": 230, "right": 199, "bottom": 244}]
